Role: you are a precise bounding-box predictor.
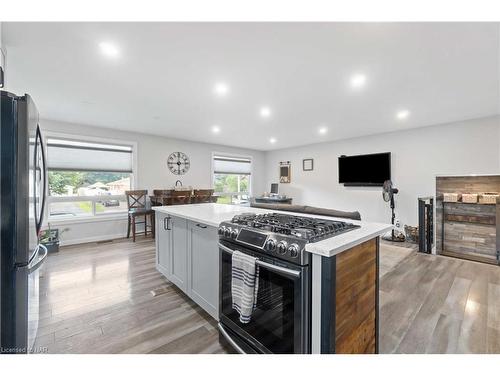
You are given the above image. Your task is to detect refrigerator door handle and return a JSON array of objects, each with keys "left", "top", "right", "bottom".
[
  {"left": 34, "top": 125, "right": 47, "bottom": 234},
  {"left": 28, "top": 244, "right": 48, "bottom": 273},
  {"left": 40, "top": 129, "right": 47, "bottom": 230}
]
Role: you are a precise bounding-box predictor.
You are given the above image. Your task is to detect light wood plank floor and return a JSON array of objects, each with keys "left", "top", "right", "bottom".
[
  {"left": 34, "top": 237, "right": 500, "bottom": 354},
  {"left": 380, "top": 247, "right": 500, "bottom": 353},
  {"left": 34, "top": 237, "right": 226, "bottom": 354},
  {"left": 379, "top": 243, "right": 414, "bottom": 278}
]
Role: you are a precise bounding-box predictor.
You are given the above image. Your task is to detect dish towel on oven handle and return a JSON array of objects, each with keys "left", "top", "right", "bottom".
[{"left": 231, "top": 250, "right": 260, "bottom": 324}]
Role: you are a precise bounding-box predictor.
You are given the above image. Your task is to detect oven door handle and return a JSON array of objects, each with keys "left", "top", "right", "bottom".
[
  {"left": 218, "top": 323, "right": 247, "bottom": 354},
  {"left": 219, "top": 243, "right": 301, "bottom": 278}
]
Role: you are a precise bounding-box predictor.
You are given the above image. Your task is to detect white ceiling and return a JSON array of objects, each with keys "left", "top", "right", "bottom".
[{"left": 3, "top": 22, "right": 499, "bottom": 150}]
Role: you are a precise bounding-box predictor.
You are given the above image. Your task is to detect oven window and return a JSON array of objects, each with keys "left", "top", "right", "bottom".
[{"left": 221, "top": 251, "right": 297, "bottom": 353}]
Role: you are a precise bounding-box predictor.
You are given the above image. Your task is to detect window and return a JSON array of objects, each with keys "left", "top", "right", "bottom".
[
  {"left": 46, "top": 137, "right": 134, "bottom": 220},
  {"left": 213, "top": 154, "right": 251, "bottom": 204}
]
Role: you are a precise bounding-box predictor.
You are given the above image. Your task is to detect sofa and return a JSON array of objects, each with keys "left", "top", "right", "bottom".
[{"left": 249, "top": 201, "right": 361, "bottom": 221}]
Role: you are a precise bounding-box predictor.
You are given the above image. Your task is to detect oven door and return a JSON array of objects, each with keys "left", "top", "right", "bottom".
[{"left": 219, "top": 241, "right": 310, "bottom": 354}]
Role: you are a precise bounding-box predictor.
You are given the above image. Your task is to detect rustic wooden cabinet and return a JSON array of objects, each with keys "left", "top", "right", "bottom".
[{"left": 436, "top": 175, "right": 500, "bottom": 265}]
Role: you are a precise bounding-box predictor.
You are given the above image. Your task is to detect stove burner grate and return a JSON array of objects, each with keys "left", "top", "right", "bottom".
[{"left": 231, "top": 212, "right": 359, "bottom": 241}]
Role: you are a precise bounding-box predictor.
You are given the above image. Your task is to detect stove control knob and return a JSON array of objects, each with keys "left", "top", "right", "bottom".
[
  {"left": 265, "top": 239, "right": 277, "bottom": 252},
  {"left": 230, "top": 228, "right": 239, "bottom": 239},
  {"left": 288, "top": 244, "right": 300, "bottom": 258},
  {"left": 218, "top": 226, "right": 226, "bottom": 236},
  {"left": 224, "top": 227, "right": 232, "bottom": 238},
  {"left": 277, "top": 241, "right": 288, "bottom": 255}
]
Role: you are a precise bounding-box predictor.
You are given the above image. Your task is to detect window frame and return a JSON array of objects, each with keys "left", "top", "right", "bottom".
[
  {"left": 44, "top": 131, "right": 138, "bottom": 223},
  {"left": 211, "top": 151, "right": 253, "bottom": 204}
]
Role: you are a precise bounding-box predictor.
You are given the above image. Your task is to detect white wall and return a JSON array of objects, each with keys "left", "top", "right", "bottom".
[
  {"left": 41, "top": 119, "right": 266, "bottom": 245},
  {"left": 264, "top": 116, "right": 500, "bottom": 226}
]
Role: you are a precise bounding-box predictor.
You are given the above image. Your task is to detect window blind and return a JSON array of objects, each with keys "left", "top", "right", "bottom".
[
  {"left": 213, "top": 155, "right": 251, "bottom": 175},
  {"left": 47, "top": 138, "right": 133, "bottom": 173}
]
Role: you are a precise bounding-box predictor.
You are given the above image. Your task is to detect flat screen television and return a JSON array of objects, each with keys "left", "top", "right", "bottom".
[{"left": 338, "top": 152, "right": 391, "bottom": 186}]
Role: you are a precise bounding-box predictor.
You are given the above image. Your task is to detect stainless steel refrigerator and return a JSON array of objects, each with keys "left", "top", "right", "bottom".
[{"left": 1, "top": 90, "right": 48, "bottom": 354}]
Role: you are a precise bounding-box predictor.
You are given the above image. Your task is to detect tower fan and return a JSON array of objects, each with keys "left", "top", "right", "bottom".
[{"left": 382, "top": 180, "right": 405, "bottom": 242}]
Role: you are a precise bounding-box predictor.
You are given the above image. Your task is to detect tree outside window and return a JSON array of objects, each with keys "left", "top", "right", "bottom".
[{"left": 213, "top": 174, "right": 250, "bottom": 204}]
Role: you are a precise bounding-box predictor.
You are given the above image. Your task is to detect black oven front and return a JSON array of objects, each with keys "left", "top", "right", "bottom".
[{"left": 218, "top": 240, "right": 310, "bottom": 354}]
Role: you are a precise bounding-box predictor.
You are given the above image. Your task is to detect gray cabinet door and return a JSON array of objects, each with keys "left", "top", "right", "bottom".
[
  {"left": 155, "top": 213, "right": 171, "bottom": 277},
  {"left": 187, "top": 221, "right": 219, "bottom": 319},
  {"left": 170, "top": 216, "right": 188, "bottom": 292}
]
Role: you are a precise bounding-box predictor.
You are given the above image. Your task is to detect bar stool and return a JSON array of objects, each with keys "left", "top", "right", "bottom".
[
  {"left": 125, "top": 190, "right": 155, "bottom": 242},
  {"left": 192, "top": 189, "right": 215, "bottom": 203}
]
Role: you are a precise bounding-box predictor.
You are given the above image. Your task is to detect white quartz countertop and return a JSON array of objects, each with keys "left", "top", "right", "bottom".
[{"left": 153, "top": 203, "right": 392, "bottom": 257}]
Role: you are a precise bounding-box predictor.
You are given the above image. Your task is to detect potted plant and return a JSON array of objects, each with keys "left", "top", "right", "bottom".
[{"left": 39, "top": 224, "right": 66, "bottom": 253}]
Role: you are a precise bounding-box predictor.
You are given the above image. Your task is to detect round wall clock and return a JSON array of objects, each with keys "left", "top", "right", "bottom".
[{"left": 167, "top": 152, "right": 190, "bottom": 175}]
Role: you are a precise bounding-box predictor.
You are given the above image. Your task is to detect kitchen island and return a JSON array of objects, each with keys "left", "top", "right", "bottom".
[{"left": 152, "top": 203, "right": 391, "bottom": 354}]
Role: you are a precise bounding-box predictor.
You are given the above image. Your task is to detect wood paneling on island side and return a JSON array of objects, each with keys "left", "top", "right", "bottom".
[
  {"left": 335, "top": 238, "right": 377, "bottom": 353},
  {"left": 320, "top": 238, "right": 378, "bottom": 354},
  {"left": 436, "top": 175, "right": 500, "bottom": 264}
]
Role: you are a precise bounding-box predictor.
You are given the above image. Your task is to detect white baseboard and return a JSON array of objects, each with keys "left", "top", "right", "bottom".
[
  {"left": 59, "top": 233, "right": 126, "bottom": 246},
  {"left": 59, "top": 231, "right": 155, "bottom": 246}
]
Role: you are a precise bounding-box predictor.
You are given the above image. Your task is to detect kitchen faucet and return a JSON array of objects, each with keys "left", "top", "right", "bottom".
[{"left": 175, "top": 180, "right": 183, "bottom": 187}]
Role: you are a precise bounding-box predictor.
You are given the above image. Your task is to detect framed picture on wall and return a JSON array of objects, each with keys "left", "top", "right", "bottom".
[
  {"left": 303, "top": 158, "right": 314, "bottom": 171},
  {"left": 280, "top": 161, "right": 291, "bottom": 183}
]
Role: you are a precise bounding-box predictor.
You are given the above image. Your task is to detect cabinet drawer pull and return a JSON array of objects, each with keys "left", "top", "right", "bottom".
[
  {"left": 164, "top": 216, "right": 171, "bottom": 230},
  {"left": 196, "top": 223, "right": 208, "bottom": 229}
]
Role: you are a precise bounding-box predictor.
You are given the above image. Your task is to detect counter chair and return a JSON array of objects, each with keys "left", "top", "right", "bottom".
[
  {"left": 169, "top": 190, "right": 192, "bottom": 205},
  {"left": 150, "top": 189, "right": 173, "bottom": 206},
  {"left": 192, "top": 189, "right": 215, "bottom": 203},
  {"left": 126, "top": 190, "right": 155, "bottom": 242},
  {"left": 153, "top": 189, "right": 173, "bottom": 196}
]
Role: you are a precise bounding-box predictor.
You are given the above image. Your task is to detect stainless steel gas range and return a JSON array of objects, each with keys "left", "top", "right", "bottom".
[{"left": 217, "top": 212, "right": 360, "bottom": 354}]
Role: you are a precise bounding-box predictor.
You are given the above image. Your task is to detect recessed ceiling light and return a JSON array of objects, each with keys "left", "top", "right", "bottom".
[
  {"left": 350, "top": 74, "right": 367, "bottom": 89},
  {"left": 98, "top": 42, "right": 120, "bottom": 58},
  {"left": 396, "top": 109, "right": 410, "bottom": 120},
  {"left": 318, "top": 126, "right": 328, "bottom": 135},
  {"left": 269, "top": 137, "right": 277, "bottom": 144},
  {"left": 213, "top": 82, "right": 229, "bottom": 97},
  {"left": 212, "top": 125, "right": 221, "bottom": 133},
  {"left": 260, "top": 107, "right": 272, "bottom": 118}
]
